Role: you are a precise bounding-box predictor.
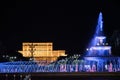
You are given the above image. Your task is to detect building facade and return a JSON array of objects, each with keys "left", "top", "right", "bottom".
[{"left": 18, "top": 42, "right": 67, "bottom": 63}]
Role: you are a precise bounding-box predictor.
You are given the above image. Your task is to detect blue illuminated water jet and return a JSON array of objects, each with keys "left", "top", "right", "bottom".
[
  {"left": 86, "top": 12, "right": 108, "bottom": 56},
  {"left": 96, "top": 12, "right": 103, "bottom": 34}
]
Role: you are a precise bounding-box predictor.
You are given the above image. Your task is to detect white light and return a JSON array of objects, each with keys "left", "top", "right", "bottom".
[
  {"left": 97, "top": 43, "right": 99, "bottom": 45},
  {"left": 86, "top": 48, "right": 89, "bottom": 51},
  {"left": 2, "top": 55, "right": 5, "bottom": 57},
  {"left": 106, "top": 43, "right": 108, "bottom": 45},
  {"left": 6, "top": 55, "right": 9, "bottom": 57},
  {"left": 90, "top": 48, "right": 92, "bottom": 50},
  {"left": 96, "top": 36, "right": 106, "bottom": 39},
  {"left": 105, "top": 65, "right": 108, "bottom": 69},
  {"left": 91, "top": 46, "right": 111, "bottom": 50},
  {"left": 14, "top": 56, "right": 17, "bottom": 59},
  {"left": 104, "top": 47, "right": 111, "bottom": 49}
]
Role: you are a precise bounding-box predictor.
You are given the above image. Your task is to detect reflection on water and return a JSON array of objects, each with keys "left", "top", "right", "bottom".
[
  {"left": 0, "top": 76, "right": 120, "bottom": 80},
  {"left": 31, "top": 77, "right": 120, "bottom": 80}
]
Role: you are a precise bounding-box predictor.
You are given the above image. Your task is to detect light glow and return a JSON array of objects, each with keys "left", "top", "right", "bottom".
[
  {"left": 91, "top": 46, "right": 111, "bottom": 50},
  {"left": 96, "top": 36, "right": 106, "bottom": 39},
  {"left": 18, "top": 42, "right": 67, "bottom": 62}
]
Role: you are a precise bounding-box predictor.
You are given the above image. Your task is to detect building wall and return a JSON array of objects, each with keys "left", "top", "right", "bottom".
[{"left": 18, "top": 42, "right": 67, "bottom": 63}]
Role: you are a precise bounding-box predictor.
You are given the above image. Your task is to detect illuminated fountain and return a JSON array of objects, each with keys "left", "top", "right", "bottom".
[
  {"left": 86, "top": 12, "right": 111, "bottom": 56},
  {"left": 83, "top": 12, "right": 120, "bottom": 72},
  {"left": 0, "top": 12, "right": 120, "bottom": 73},
  {"left": 53, "top": 12, "right": 120, "bottom": 72}
]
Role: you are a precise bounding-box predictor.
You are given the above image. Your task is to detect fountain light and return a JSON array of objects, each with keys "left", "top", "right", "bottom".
[
  {"left": 91, "top": 46, "right": 111, "bottom": 50},
  {"left": 95, "top": 36, "right": 106, "bottom": 39}
]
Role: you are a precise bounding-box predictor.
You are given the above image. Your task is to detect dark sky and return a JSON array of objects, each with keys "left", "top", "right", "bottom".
[{"left": 0, "top": 0, "right": 120, "bottom": 55}]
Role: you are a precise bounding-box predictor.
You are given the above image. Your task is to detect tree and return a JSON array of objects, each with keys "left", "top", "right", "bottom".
[{"left": 110, "top": 30, "right": 120, "bottom": 56}]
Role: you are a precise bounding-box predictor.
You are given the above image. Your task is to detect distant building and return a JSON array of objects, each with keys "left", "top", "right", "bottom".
[{"left": 18, "top": 42, "right": 67, "bottom": 63}]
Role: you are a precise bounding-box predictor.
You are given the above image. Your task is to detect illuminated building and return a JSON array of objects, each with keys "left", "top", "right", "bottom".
[{"left": 18, "top": 42, "right": 67, "bottom": 63}]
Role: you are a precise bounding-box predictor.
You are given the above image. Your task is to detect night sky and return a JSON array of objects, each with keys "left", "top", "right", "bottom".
[{"left": 0, "top": 1, "right": 120, "bottom": 55}]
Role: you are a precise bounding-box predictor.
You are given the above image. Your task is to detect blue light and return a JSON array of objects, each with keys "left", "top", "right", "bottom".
[
  {"left": 96, "top": 12, "right": 103, "bottom": 35},
  {"left": 85, "top": 12, "right": 105, "bottom": 56},
  {"left": 98, "top": 12, "right": 103, "bottom": 31}
]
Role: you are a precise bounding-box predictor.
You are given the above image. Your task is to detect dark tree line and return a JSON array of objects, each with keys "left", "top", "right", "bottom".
[
  {"left": 0, "top": 41, "right": 29, "bottom": 62},
  {"left": 110, "top": 30, "right": 120, "bottom": 56}
]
